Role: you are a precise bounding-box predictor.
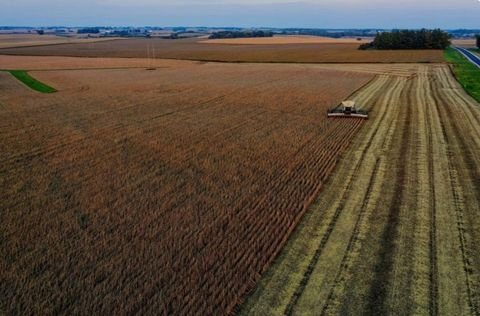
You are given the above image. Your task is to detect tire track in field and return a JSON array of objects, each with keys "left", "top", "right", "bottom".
[
  {"left": 312, "top": 77, "right": 409, "bottom": 315},
  {"left": 320, "top": 157, "right": 382, "bottom": 315},
  {"left": 318, "top": 78, "right": 405, "bottom": 315},
  {"left": 429, "top": 78, "right": 478, "bottom": 315},
  {"left": 281, "top": 76, "right": 396, "bottom": 315},
  {"left": 425, "top": 77, "right": 439, "bottom": 316},
  {"left": 322, "top": 81, "right": 403, "bottom": 315},
  {"left": 421, "top": 72, "right": 473, "bottom": 316},
  {"left": 435, "top": 68, "right": 480, "bottom": 202},
  {"left": 364, "top": 78, "right": 413, "bottom": 315}
]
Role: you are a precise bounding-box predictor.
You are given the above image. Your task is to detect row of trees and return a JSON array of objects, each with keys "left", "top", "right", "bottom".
[
  {"left": 77, "top": 27, "right": 100, "bottom": 34},
  {"left": 209, "top": 30, "right": 273, "bottom": 39},
  {"left": 359, "top": 29, "right": 450, "bottom": 50}
]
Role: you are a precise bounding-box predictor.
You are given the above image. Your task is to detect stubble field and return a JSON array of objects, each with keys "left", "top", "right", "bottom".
[
  {"left": 0, "top": 59, "right": 373, "bottom": 314},
  {"left": 451, "top": 39, "right": 477, "bottom": 48}
]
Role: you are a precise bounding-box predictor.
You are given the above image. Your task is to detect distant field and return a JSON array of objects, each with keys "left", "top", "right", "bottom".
[
  {"left": 0, "top": 55, "right": 436, "bottom": 75},
  {"left": 0, "top": 38, "right": 444, "bottom": 63},
  {"left": 452, "top": 38, "right": 477, "bottom": 48},
  {"left": 0, "top": 60, "right": 373, "bottom": 314},
  {"left": 0, "top": 55, "right": 192, "bottom": 70},
  {"left": 202, "top": 35, "right": 371, "bottom": 45},
  {"left": 0, "top": 34, "right": 124, "bottom": 49}
]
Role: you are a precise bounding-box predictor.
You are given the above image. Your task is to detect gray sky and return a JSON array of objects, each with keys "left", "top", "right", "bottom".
[{"left": 2, "top": 0, "right": 479, "bottom": 28}]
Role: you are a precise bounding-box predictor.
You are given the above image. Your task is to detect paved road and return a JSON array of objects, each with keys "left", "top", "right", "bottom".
[{"left": 455, "top": 46, "right": 480, "bottom": 68}]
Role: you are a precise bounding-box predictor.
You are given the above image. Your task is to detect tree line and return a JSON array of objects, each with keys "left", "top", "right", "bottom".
[
  {"left": 77, "top": 27, "right": 100, "bottom": 34},
  {"left": 477, "top": 34, "right": 480, "bottom": 49},
  {"left": 209, "top": 30, "right": 273, "bottom": 39},
  {"left": 359, "top": 29, "right": 450, "bottom": 50}
]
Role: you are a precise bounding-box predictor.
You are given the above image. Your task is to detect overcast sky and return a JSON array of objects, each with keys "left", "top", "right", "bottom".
[{"left": 2, "top": 0, "right": 479, "bottom": 28}]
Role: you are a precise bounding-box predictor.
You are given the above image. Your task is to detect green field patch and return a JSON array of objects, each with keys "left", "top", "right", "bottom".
[
  {"left": 444, "top": 47, "right": 480, "bottom": 103},
  {"left": 9, "top": 70, "right": 57, "bottom": 93}
]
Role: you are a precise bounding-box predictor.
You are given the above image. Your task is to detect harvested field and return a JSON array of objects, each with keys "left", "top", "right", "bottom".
[
  {"left": 0, "top": 61, "right": 373, "bottom": 314},
  {"left": 241, "top": 64, "right": 480, "bottom": 316},
  {"left": 0, "top": 34, "right": 124, "bottom": 49},
  {"left": 452, "top": 39, "right": 477, "bottom": 48},
  {"left": 0, "top": 55, "right": 434, "bottom": 76},
  {"left": 202, "top": 35, "right": 371, "bottom": 45},
  {"left": 0, "top": 55, "right": 192, "bottom": 71},
  {"left": 0, "top": 38, "right": 444, "bottom": 63}
]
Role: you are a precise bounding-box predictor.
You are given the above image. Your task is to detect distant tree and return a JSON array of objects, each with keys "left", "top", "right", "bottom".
[
  {"left": 209, "top": 30, "right": 274, "bottom": 39},
  {"left": 78, "top": 27, "right": 100, "bottom": 34},
  {"left": 36, "top": 30, "right": 44, "bottom": 35},
  {"left": 476, "top": 34, "right": 480, "bottom": 49},
  {"left": 359, "top": 29, "right": 450, "bottom": 50}
]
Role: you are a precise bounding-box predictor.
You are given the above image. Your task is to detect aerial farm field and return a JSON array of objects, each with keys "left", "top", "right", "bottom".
[
  {"left": 0, "top": 57, "right": 372, "bottom": 314},
  {"left": 1, "top": 37, "right": 479, "bottom": 316},
  {"left": 0, "top": 37, "right": 444, "bottom": 63}
]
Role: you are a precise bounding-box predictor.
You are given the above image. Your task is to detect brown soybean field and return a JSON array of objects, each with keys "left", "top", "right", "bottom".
[
  {"left": 0, "top": 59, "right": 372, "bottom": 314},
  {"left": 0, "top": 37, "right": 444, "bottom": 63},
  {"left": 1, "top": 49, "right": 479, "bottom": 315}
]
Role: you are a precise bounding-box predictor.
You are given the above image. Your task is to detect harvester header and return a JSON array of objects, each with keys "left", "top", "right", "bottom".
[{"left": 327, "top": 100, "right": 368, "bottom": 119}]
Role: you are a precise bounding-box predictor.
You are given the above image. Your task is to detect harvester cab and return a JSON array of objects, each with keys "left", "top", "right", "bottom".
[{"left": 327, "top": 100, "right": 368, "bottom": 119}]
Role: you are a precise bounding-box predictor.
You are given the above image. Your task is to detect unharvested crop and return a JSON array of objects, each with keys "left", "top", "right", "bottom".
[{"left": 0, "top": 62, "right": 372, "bottom": 314}]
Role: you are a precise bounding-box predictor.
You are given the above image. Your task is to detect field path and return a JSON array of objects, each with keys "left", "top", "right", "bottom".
[{"left": 240, "top": 64, "right": 480, "bottom": 315}]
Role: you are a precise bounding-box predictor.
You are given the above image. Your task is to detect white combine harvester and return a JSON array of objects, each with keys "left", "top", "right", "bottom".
[{"left": 327, "top": 100, "right": 368, "bottom": 119}]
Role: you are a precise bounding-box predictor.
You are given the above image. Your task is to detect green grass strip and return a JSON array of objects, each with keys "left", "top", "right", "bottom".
[
  {"left": 444, "top": 47, "right": 480, "bottom": 103},
  {"left": 9, "top": 70, "right": 57, "bottom": 93}
]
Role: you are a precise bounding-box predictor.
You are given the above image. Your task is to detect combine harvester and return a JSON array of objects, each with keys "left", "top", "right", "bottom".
[{"left": 327, "top": 100, "right": 368, "bottom": 119}]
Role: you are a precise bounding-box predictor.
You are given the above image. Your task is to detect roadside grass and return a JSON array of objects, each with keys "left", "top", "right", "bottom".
[
  {"left": 8, "top": 70, "right": 57, "bottom": 93},
  {"left": 444, "top": 47, "right": 480, "bottom": 102}
]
